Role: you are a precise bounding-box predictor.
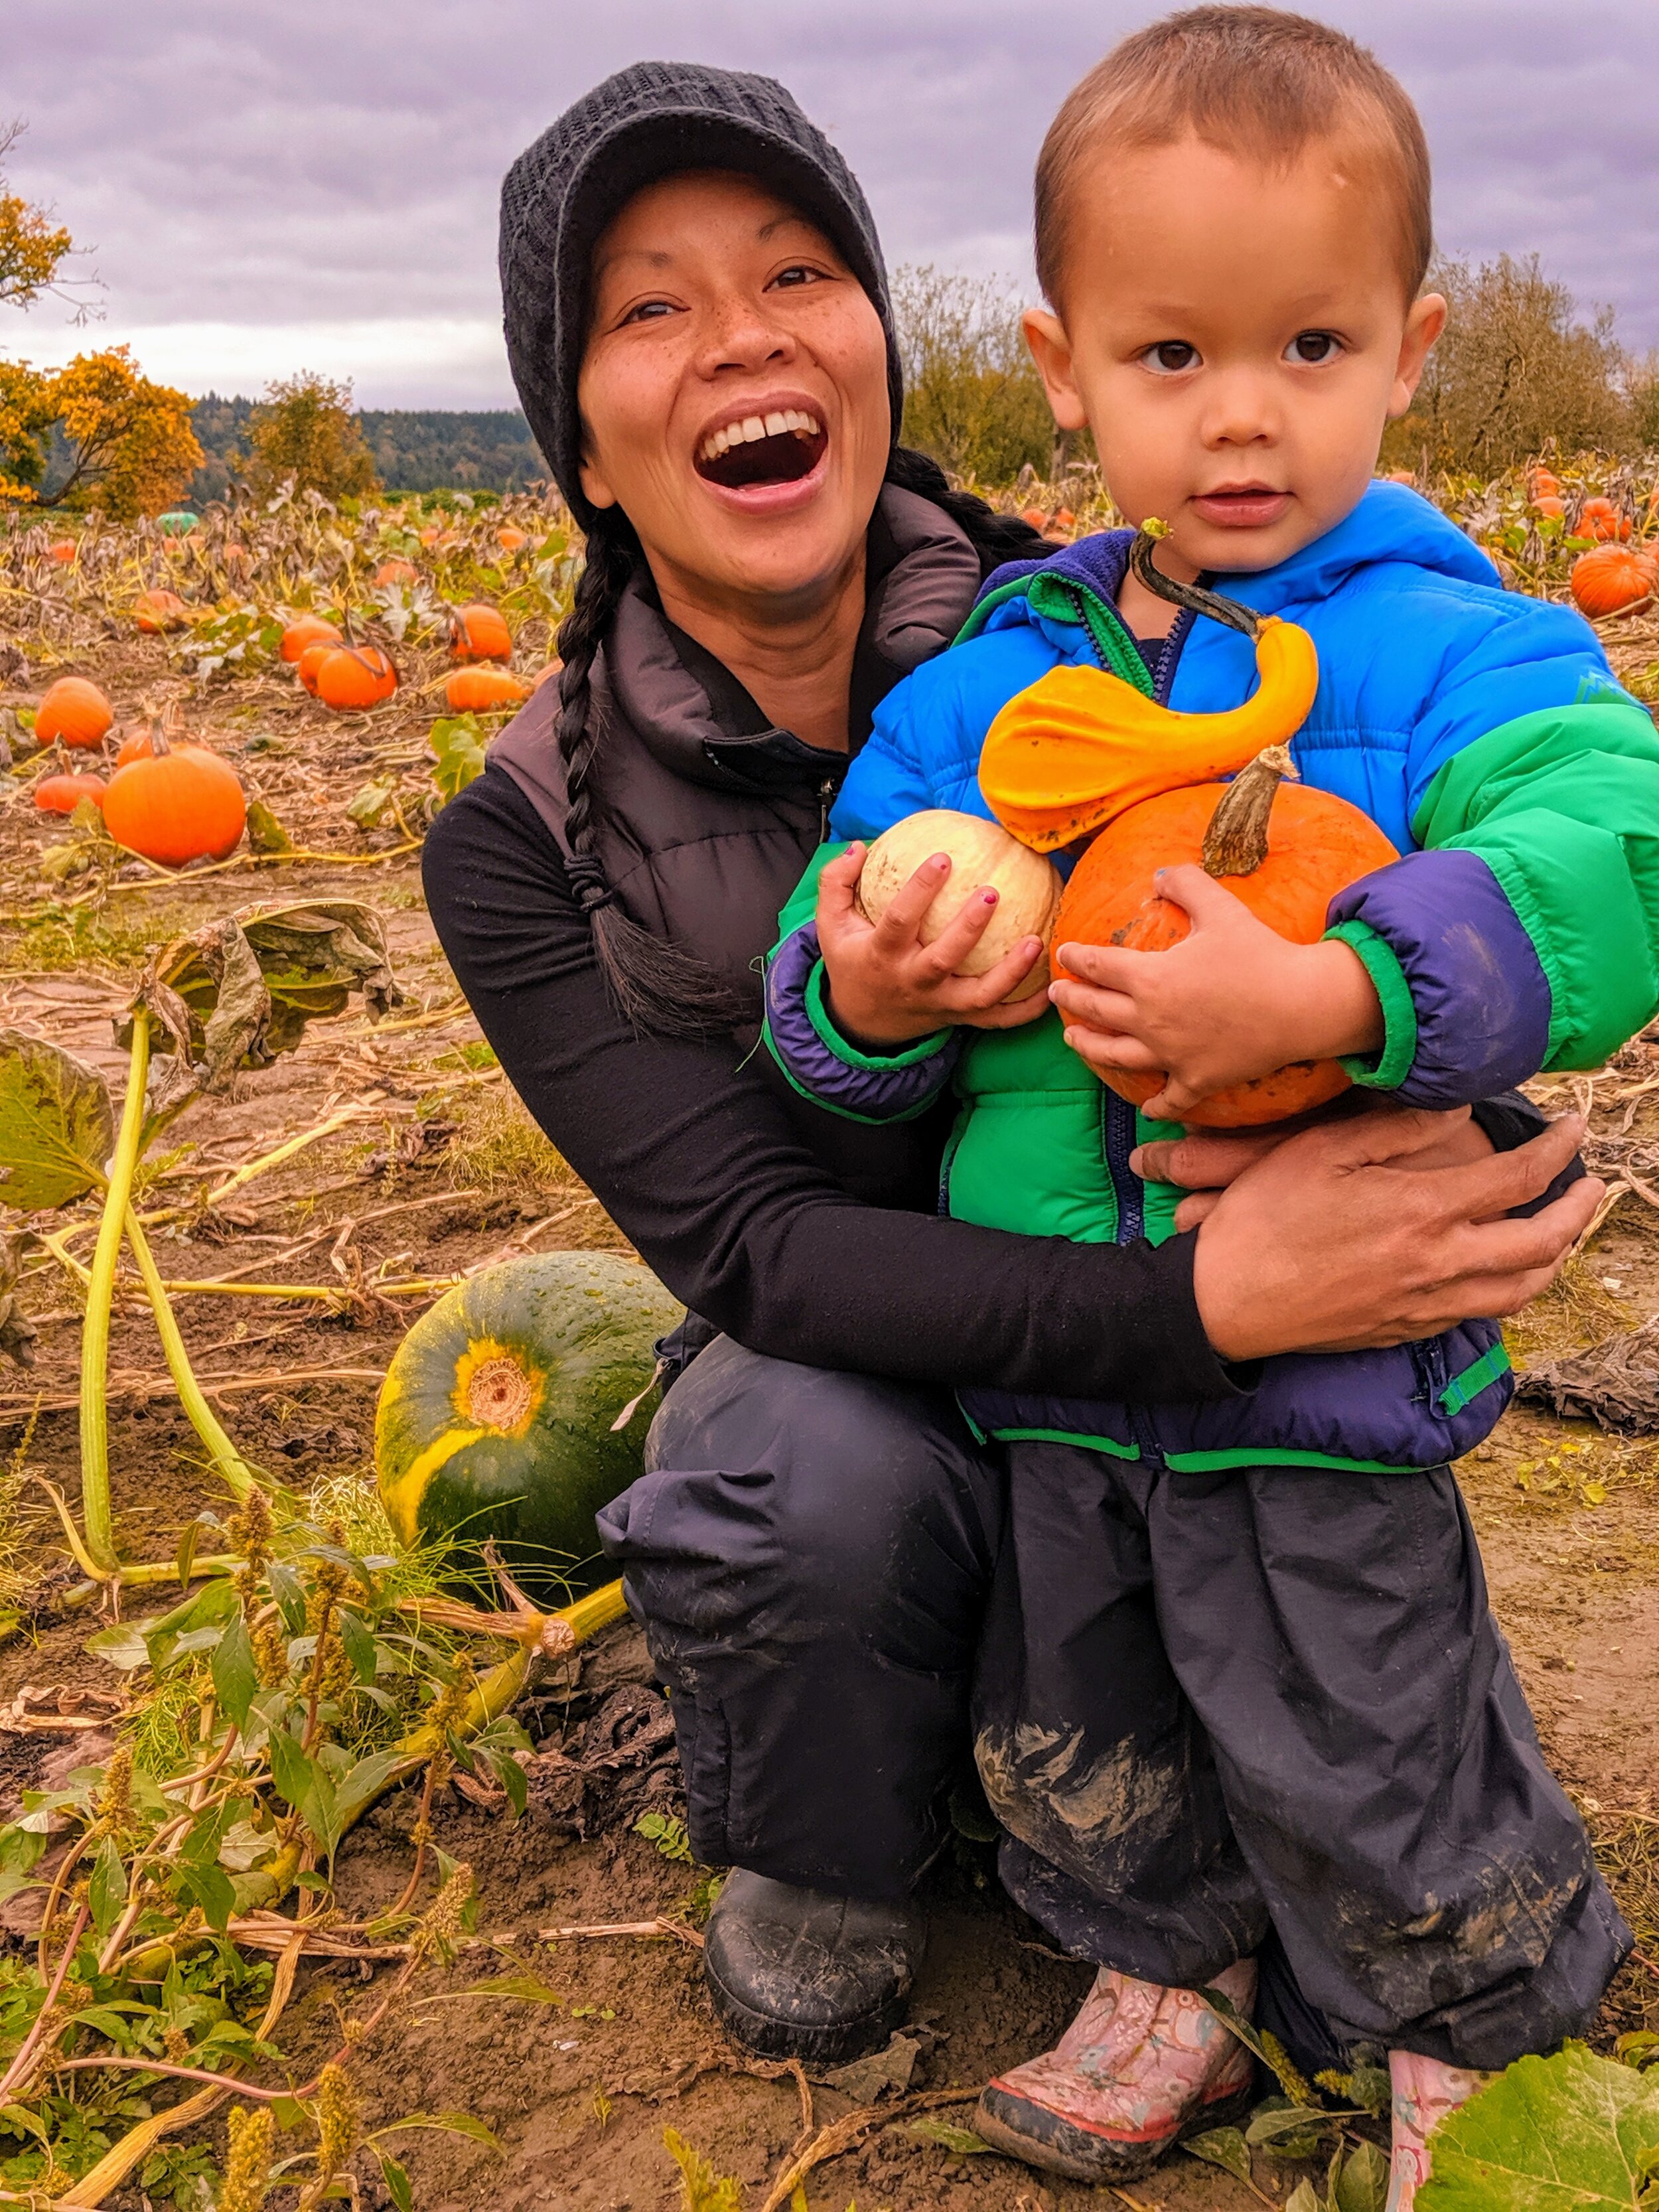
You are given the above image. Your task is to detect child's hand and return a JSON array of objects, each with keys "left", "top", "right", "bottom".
[
  {"left": 816, "top": 842, "right": 1050, "bottom": 1049},
  {"left": 1050, "top": 863, "right": 1384, "bottom": 1118}
]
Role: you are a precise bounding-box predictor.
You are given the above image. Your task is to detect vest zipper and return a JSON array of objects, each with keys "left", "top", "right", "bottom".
[{"left": 818, "top": 777, "right": 837, "bottom": 844}]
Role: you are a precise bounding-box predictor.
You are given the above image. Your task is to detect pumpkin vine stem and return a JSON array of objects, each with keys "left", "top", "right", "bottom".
[
  {"left": 1131, "top": 523, "right": 1262, "bottom": 638},
  {"left": 1202, "top": 745, "right": 1298, "bottom": 878}
]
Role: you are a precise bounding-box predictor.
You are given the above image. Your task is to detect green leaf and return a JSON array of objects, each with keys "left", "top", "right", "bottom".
[
  {"left": 338, "top": 1607, "right": 377, "bottom": 1686},
  {"left": 210, "top": 1613, "right": 259, "bottom": 1732},
  {"left": 1185, "top": 2125, "right": 1253, "bottom": 2179},
  {"left": 906, "top": 2119, "right": 992, "bottom": 2154},
  {"left": 428, "top": 714, "right": 488, "bottom": 802},
  {"left": 85, "top": 1621, "right": 151, "bottom": 1672},
  {"left": 267, "top": 1560, "right": 307, "bottom": 1635},
  {"left": 0, "top": 1029, "right": 113, "bottom": 1213},
  {"left": 1334, "top": 2138, "right": 1390, "bottom": 2212},
  {"left": 1285, "top": 2183, "right": 1325, "bottom": 2212},
  {"left": 332, "top": 1748, "right": 409, "bottom": 1830},
  {"left": 494, "top": 1751, "right": 528, "bottom": 1820},
  {"left": 1419, "top": 2043, "right": 1659, "bottom": 2209},
  {"left": 88, "top": 1833, "right": 127, "bottom": 1939},
  {"left": 245, "top": 798, "right": 292, "bottom": 854},
  {"left": 1249, "top": 2103, "right": 1346, "bottom": 2147},
  {"left": 374, "top": 2111, "right": 504, "bottom": 2154},
  {"left": 267, "top": 1724, "right": 313, "bottom": 1811},
  {"left": 377, "top": 2152, "right": 413, "bottom": 2212},
  {"left": 173, "top": 1858, "right": 236, "bottom": 1934}
]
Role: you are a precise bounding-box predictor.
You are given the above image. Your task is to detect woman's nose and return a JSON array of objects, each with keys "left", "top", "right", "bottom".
[{"left": 695, "top": 291, "right": 795, "bottom": 376}]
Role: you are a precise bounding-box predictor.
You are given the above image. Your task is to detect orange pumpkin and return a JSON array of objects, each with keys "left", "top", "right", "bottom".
[
  {"left": 1532, "top": 494, "right": 1566, "bottom": 520},
  {"left": 35, "top": 772, "right": 107, "bottom": 814},
  {"left": 1383, "top": 469, "right": 1416, "bottom": 486},
  {"left": 1579, "top": 496, "right": 1631, "bottom": 544},
  {"left": 135, "top": 589, "right": 188, "bottom": 634},
  {"left": 447, "top": 603, "right": 512, "bottom": 662},
  {"left": 418, "top": 524, "right": 442, "bottom": 548},
  {"left": 102, "top": 729, "right": 245, "bottom": 865},
  {"left": 496, "top": 526, "right": 528, "bottom": 553},
  {"left": 445, "top": 666, "right": 530, "bottom": 711},
  {"left": 297, "top": 640, "right": 335, "bottom": 697},
  {"left": 1053, "top": 747, "right": 1398, "bottom": 1127},
  {"left": 46, "top": 540, "right": 77, "bottom": 565},
  {"left": 1570, "top": 544, "right": 1657, "bottom": 620},
  {"left": 1528, "top": 467, "right": 1561, "bottom": 500},
  {"left": 375, "top": 557, "right": 418, "bottom": 587},
  {"left": 35, "top": 676, "right": 113, "bottom": 751},
  {"left": 281, "top": 614, "right": 341, "bottom": 663},
  {"left": 313, "top": 643, "right": 398, "bottom": 711}
]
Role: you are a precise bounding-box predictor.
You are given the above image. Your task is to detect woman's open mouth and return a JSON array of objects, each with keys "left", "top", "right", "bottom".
[{"left": 695, "top": 409, "right": 828, "bottom": 490}]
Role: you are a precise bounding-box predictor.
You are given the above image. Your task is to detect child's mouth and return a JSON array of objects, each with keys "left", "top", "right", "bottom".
[
  {"left": 695, "top": 410, "right": 828, "bottom": 491},
  {"left": 1192, "top": 487, "right": 1290, "bottom": 528}
]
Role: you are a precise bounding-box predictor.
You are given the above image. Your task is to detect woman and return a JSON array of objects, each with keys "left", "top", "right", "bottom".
[{"left": 425, "top": 57, "right": 1598, "bottom": 2152}]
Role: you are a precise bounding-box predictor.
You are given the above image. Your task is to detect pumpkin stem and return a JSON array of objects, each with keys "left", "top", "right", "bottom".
[
  {"left": 1131, "top": 524, "right": 1262, "bottom": 639},
  {"left": 1202, "top": 744, "right": 1298, "bottom": 877}
]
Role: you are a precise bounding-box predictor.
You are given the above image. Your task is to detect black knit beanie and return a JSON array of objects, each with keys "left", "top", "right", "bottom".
[{"left": 499, "top": 61, "right": 904, "bottom": 526}]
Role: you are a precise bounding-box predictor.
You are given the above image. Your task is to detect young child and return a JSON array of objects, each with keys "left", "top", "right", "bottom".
[{"left": 762, "top": 6, "right": 1659, "bottom": 2198}]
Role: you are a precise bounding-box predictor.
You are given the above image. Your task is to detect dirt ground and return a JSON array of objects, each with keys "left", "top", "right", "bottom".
[{"left": 5, "top": 631, "right": 1659, "bottom": 2209}]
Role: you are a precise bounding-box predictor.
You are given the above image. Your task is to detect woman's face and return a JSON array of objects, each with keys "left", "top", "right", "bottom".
[{"left": 577, "top": 170, "right": 891, "bottom": 615}]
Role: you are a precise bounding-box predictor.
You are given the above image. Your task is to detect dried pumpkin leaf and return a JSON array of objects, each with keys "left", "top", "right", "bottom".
[
  {"left": 1417, "top": 2041, "right": 1659, "bottom": 2209},
  {"left": 245, "top": 797, "right": 292, "bottom": 854},
  {"left": 0, "top": 1029, "right": 113, "bottom": 1213},
  {"left": 1185, "top": 2124, "right": 1253, "bottom": 2179}
]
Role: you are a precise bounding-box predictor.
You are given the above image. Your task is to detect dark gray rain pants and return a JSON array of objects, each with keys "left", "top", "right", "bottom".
[{"left": 596, "top": 1335, "right": 1628, "bottom": 2071}]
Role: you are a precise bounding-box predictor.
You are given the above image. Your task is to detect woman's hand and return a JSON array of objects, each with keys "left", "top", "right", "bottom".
[
  {"left": 1160, "top": 1107, "right": 1599, "bottom": 1361},
  {"left": 816, "top": 842, "right": 1050, "bottom": 1050},
  {"left": 1050, "top": 867, "right": 1384, "bottom": 1119}
]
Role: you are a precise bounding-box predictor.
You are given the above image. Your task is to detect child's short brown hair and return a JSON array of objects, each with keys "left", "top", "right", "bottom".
[{"left": 1035, "top": 5, "right": 1431, "bottom": 312}]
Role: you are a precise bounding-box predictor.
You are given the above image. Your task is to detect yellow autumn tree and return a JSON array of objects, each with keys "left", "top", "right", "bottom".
[
  {"left": 0, "top": 121, "right": 75, "bottom": 313},
  {"left": 38, "top": 346, "right": 202, "bottom": 519},
  {"left": 246, "top": 371, "right": 379, "bottom": 502}
]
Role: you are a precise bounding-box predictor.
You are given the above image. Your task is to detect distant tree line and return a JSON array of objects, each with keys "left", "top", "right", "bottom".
[{"left": 187, "top": 389, "right": 546, "bottom": 503}]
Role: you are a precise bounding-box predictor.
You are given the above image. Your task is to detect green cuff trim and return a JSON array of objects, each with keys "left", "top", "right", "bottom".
[
  {"left": 1436, "top": 1341, "right": 1512, "bottom": 1418},
  {"left": 804, "top": 958, "right": 954, "bottom": 1070},
  {"left": 1325, "top": 919, "right": 1419, "bottom": 1090}
]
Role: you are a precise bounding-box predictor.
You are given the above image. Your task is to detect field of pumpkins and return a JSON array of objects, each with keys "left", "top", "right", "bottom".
[{"left": 3, "top": 464, "right": 1659, "bottom": 2211}]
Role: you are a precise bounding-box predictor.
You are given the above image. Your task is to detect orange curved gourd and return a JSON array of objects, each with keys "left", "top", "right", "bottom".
[
  {"left": 445, "top": 666, "right": 530, "bottom": 712},
  {"left": 1054, "top": 749, "right": 1397, "bottom": 1127}
]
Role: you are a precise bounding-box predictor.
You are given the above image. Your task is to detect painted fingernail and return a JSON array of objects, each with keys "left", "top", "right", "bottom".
[
  {"left": 930, "top": 853, "right": 950, "bottom": 869},
  {"left": 981, "top": 889, "right": 998, "bottom": 905}
]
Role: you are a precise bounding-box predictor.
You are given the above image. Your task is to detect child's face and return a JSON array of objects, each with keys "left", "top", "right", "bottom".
[{"left": 1025, "top": 131, "right": 1446, "bottom": 578}]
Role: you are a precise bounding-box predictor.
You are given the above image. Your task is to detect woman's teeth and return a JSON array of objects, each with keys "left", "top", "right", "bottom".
[{"left": 698, "top": 410, "right": 822, "bottom": 465}]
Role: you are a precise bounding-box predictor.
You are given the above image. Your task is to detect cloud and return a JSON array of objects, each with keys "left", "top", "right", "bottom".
[{"left": 5, "top": 0, "right": 1658, "bottom": 405}]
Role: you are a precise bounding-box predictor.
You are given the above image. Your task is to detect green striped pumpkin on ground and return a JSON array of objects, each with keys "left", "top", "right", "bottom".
[{"left": 376, "top": 1250, "right": 682, "bottom": 1593}]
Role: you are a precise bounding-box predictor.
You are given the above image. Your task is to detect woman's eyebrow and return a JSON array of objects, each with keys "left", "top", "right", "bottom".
[{"left": 593, "top": 246, "right": 675, "bottom": 279}]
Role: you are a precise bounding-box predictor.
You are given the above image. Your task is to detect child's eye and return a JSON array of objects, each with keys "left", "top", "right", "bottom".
[
  {"left": 1141, "top": 340, "right": 1201, "bottom": 375},
  {"left": 1285, "top": 331, "right": 1342, "bottom": 364}
]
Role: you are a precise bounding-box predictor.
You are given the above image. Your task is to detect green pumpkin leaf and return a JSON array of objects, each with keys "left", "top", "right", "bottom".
[
  {"left": 0, "top": 1029, "right": 113, "bottom": 1213},
  {"left": 210, "top": 1613, "right": 258, "bottom": 1731},
  {"left": 1418, "top": 2043, "right": 1659, "bottom": 2209},
  {"left": 428, "top": 715, "right": 488, "bottom": 803},
  {"left": 1185, "top": 2124, "right": 1253, "bottom": 2179}
]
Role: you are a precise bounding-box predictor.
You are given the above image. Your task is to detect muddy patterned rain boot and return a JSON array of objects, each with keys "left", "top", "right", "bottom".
[
  {"left": 1386, "top": 2049, "right": 1490, "bottom": 2211},
  {"left": 974, "top": 1956, "right": 1257, "bottom": 2181}
]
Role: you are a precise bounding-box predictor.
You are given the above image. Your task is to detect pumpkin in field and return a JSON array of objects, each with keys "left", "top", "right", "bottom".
[
  {"left": 1571, "top": 545, "right": 1657, "bottom": 620},
  {"left": 1053, "top": 747, "right": 1398, "bottom": 1126},
  {"left": 35, "top": 773, "right": 107, "bottom": 814},
  {"left": 1529, "top": 467, "right": 1561, "bottom": 499},
  {"left": 281, "top": 614, "right": 341, "bottom": 664},
  {"left": 297, "top": 641, "right": 334, "bottom": 696},
  {"left": 1532, "top": 495, "right": 1566, "bottom": 521},
  {"left": 35, "top": 677, "right": 113, "bottom": 751},
  {"left": 102, "top": 723, "right": 246, "bottom": 866},
  {"left": 496, "top": 525, "right": 528, "bottom": 553},
  {"left": 980, "top": 527, "right": 1319, "bottom": 852},
  {"left": 445, "top": 666, "right": 530, "bottom": 713},
  {"left": 447, "top": 602, "right": 512, "bottom": 662},
  {"left": 374, "top": 557, "right": 417, "bottom": 587},
  {"left": 855, "top": 811, "right": 1062, "bottom": 995},
  {"left": 134, "top": 589, "right": 188, "bottom": 634},
  {"left": 1578, "top": 496, "right": 1630, "bottom": 544},
  {"left": 46, "top": 540, "right": 76, "bottom": 565},
  {"left": 376, "top": 1250, "right": 684, "bottom": 1593},
  {"left": 312, "top": 642, "right": 397, "bottom": 711}
]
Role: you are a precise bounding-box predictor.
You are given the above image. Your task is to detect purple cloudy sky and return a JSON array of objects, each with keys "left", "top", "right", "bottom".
[{"left": 5, "top": 0, "right": 1657, "bottom": 409}]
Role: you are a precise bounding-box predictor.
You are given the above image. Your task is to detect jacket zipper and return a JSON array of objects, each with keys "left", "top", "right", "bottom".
[{"left": 818, "top": 776, "right": 837, "bottom": 844}]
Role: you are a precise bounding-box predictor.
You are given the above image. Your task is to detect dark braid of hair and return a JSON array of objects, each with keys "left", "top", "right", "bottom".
[
  {"left": 882, "top": 445, "right": 1050, "bottom": 574},
  {"left": 554, "top": 510, "right": 754, "bottom": 1039},
  {"left": 557, "top": 455, "right": 1048, "bottom": 1040}
]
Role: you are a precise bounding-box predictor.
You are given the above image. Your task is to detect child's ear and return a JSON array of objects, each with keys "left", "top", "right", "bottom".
[
  {"left": 1388, "top": 293, "right": 1447, "bottom": 421},
  {"left": 1023, "top": 307, "right": 1090, "bottom": 433}
]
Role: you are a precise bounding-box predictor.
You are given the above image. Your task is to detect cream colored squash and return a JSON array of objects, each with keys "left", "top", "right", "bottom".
[{"left": 855, "top": 809, "right": 1062, "bottom": 995}]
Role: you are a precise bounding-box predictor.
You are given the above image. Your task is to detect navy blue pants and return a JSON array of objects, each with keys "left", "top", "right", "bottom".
[{"left": 597, "top": 1335, "right": 1628, "bottom": 2070}]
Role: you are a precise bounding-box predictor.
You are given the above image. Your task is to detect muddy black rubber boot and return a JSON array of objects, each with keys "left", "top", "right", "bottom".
[{"left": 703, "top": 1871, "right": 926, "bottom": 2063}]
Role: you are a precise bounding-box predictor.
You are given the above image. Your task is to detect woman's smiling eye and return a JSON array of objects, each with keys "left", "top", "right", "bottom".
[
  {"left": 619, "top": 297, "right": 679, "bottom": 326},
  {"left": 1141, "top": 339, "right": 1200, "bottom": 375},
  {"left": 770, "top": 262, "right": 826, "bottom": 291},
  {"left": 1287, "top": 330, "right": 1342, "bottom": 364}
]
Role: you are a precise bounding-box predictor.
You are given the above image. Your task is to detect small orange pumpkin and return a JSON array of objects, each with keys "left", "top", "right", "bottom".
[
  {"left": 447, "top": 603, "right": 513, "bottom": 662},
  {"left": 1528, "top": 467, "right": 1562, "bottom": 500},
  {"left": 46, "top": 540, "right": 77, "bottom": 565},
  {"left": 35, "top": 771, "right": 107, "bottom": 814},
  {"left": 1532, "top": 494, "right": 1566, "bottom": 520},
  {"left": 102, "top": 727, "right": 245, "bottom": 865},
  {"left": 418, "top": 524, "right": 442, "bottom": 548},
  {"left": 375, "top": 557, "right": 418, "bottom": 587},
  {"left": 281, "top": 614, "right": 341, "bottom": 663},
  {"left": 445, "top": 666, "right": 531, "bottom": 711},
  {"left": 1053, "top": 748, "right": 1398, "bottom": 1128},
  {"left": 496, "top": 525, "right": 528, "bottom": 553},
  {"left": 35, "top": 676, "right": 114, "bottom": 751},
  {"left": 1570, "top": 544, "right": 1658, "bottom": 620},
  {"left": 135, "top": 589, "right": 188, "bottom": 633},
  {"left": 1579, "top": 496, "right": 1631, "bottom": 544},
  {"left": 313, "top": 642, "right": 398, "bottom": 711}
]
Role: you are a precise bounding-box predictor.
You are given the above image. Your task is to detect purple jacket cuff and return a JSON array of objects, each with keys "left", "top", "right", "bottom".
[
  {"left": 1327, "top": 848, "right": 1553, "bottom": 1106},
  {"left": 762, "top": 923, "right": 964, "bottom": 1123}
]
